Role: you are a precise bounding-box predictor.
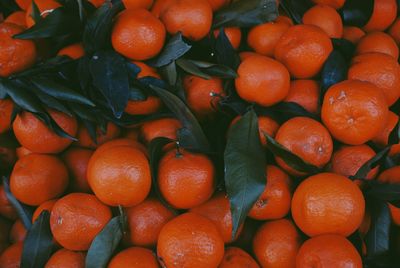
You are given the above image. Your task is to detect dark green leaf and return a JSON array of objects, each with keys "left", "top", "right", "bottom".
[
  {"left": 389, "top": 121, "right": 400, "bottom": 145},
  {"left": 2, "top": 81, "right": 45, "bottom": 114},
  {"left": 263, "top": 102, "right": 319, "bottom": 122},
  {"left": 160, "top": 61, "right": 178, "bottom": 86},
  {"left": 365, "top": 181, "right": 400, "bottom": 205},
  {"left": 128, "top": 85, "right": 146, "bottom": 101},
  {"left": 339, "top": 0, "right": 374, "bottom": 27},
  {"left": 278, "top": 0, "right": 311, "bottom": 24},
  {"left": 332, "top": 38, "right": 356, "bottom": 60},
  {"left": 28, "top": 87, "right": 72, "bottom": 116},
  {"left": 150, "top": 85, "right": 210, "bottom": 152},
  {"left": 224, "top": 110, "right": 267, "bottom": 239},
  {"left": 0, "top": 82, "right": 7, "bottom": 99},
  {"left": 176, "top": 59, "right": 212, "bottom": 80},
  {"left": 178, "top": 60, "right": 237, "bottom": 79},
  {"left": 320, "top": 50, "right": 348, "bottom": 97},
  {"left": 213, "top": 0, "right": 278, "bottom": 28},
  {"left": 68, "top": 103, "right": 98, "bottom": 122},
  {"left": 33, "top": 112, "right": 78, "bottom": 141},
  {"left": 214, "top": 28, "right": 240, "bottom": 69},
  {"left": 11, "top": 56, "right": 73, "bottom": 79},
  {"left": 350, "top": 147, "right": 390, "bottom": 180},
  {"left": 21, "top": 211, "right": 54, "bottom": 268},
  {"left": 264, "top": 133, "right": 320, "bottom": 174},
  {"left": 148, "top": 33, "right": 192, "bottom": 68},
  {"left": 30, "top": 0, "right": 42, "bottom": 24},
  {"left": 0, "top": 0, "right": 20, "bottom": 18},
  {"left": 0, "top": 131, "right": 20, "bottom": 148},
  {"left": 86, "top": 216, "right": 124, "bottom": 268},
  {"left": 89, "top": 50, "right": 130, "bottom": 118}
]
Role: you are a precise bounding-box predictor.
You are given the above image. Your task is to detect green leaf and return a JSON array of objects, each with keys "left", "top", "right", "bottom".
[
  {"left": 389, "top": 120, "right": 400, "bottom": 145},
  {"left": 68, "top": 103, "right": 98, "bottom": 122},
  {"left": 214, "top": 28, "right": 241, "bottom": 69},
  {"left": 0, "top": 82, "right": 7, "bottom": 99},
  {"left": 213, "top": 0, "right": 278, "bottom": 28},
  {"left": 0, "top": 131, "right": 20, "bottom": 148},
  {"left": 264, "top": 102, "right": 319, "bottom": 122},
  {"left": 264, "top": 133, "right": 320, "bottom": 174},
  {"left": 224, "top": 110, "right": 267, "bottom": 239},
  {"left": 176, "top": 59, "right": 212, "bottom": 80},
  {"left": 30, "top": 0, "right": 42, "bottom": 24},
  {"left": 33, "top": 112, "right": 78, "bottom": 141},
  {"left": 350, "top": 147, "right": 390, "bottom": 180},
  {"left": 160, "top": 61, "right": 178, "bottom": 86},
  {"left": 279, "top": 0, "right": 311, "bottom": 24},
  {"left": 365, "top": 181, "right": 400, "bottom": 205},
  {"left": 86, "top": 216, "right": 124, "bottom": 268},
  {"left": 149, "top": 33, "right": 192, "bottom": 68},
  {"left": 150, "top": 85, "right": 210, "bottom": 152},
  {"left": 339, "top": 0, "right": 374, "bottom": 27},
  {"left": 2, "top": 80, "right": 45, "bottom": 114},
  {"left": 320, "top": 50, "right": 348, "bottom": 98},
  {"left": 21, "top": 211, "right": 54, "bottom": 268},
  {"left": 28, "top": 86, "right": 73, "bottom": 116}
]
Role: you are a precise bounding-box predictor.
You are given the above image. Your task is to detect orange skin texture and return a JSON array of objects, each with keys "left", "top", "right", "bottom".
[
  {"left": 0, "top": 242, "right": 23, "bottom": 268},
  {"left": 10, "top": 154, "right": 69, "bottom": 206},
  {"left": 125, "top": 197, "right": 175, "bottom": 247},
  {"left": 363, "top": 0, "right": 397, "bottom": 32},
  {"left": 247, "top": 21, "right": 290, "bottom": 57},
  {"left": 92, "top": 138, "right": 148, "bottom": 158},
  {"left": 378, "top": 166, "right": 400, "bottom": 225},
  {"left": 57, "top": 43, "right": 85, "bottom": 59},
  {"left": 213, "top": 27, "right": 242, "bottom": 50},
  {"left": 0, "top": 100, "right": 13, "bottom": 134},
  {"left": 359, "top": 209, "right": 371, "bottom": 237},
  {"left": 13, "top": 110, "right": 78, "bottom": 154},
  {"left": 275, "top": 15, "right": 294, "bottom": 26},
  {"left": 0, "top": 23, "right": 37, "bottom": 77},
  {"left": 190, "top": 192, "right": 239, "bottom": 243},
  {"left": 25, "top": 0, "right": 61, "bottom": 28},
  {"left": 76, "top": 122, "right": 120, "bottom": 149},
  {"left": 9, "top": 220, "right": 26, "bottom": 243},
  {"left": 15, "top": 0, "right": 31, "bottom": 10},
  {"left": 218, "top": 247, "right": 259, "bottom": 268},
  {"left": 157, "top": 212, "right": 224, "bottom": 268},
  {"left": 356, "top": 32, "right": 399, "bottom": 59},
  {"left": 235, "top": 55, "right": 290, "bottom": 107},
  {"left": 206, "top": 0, "right": 231, "bottom": 11},
  {"left": 88, "top": 145, "right": 151, "bottom": 207},
  {"left": 140, "top": 118, "right": 182, "bottom": 144},
  {"left": 160, "top": 0, "right": 213, "bottom": 41},
  {"left": 151, "top": 0, "right": 176, "bottom": 18},
  {"left": 62, "top": 147, "right": 93, "bottom": 193},
  {"left": 388, "top": 18, "right": 400, "bottom": 45},
  {"left": 109, "top": 247, "right": 159, "bottom": 268},
  {"left": 274, "top": 24, "right": 333, "bottom": 79},
  {"left": 5, "top": 11, "right": 27, "bottom": 28},
  {"left": 296, "top": 235, "right": 362, "bottom": 268},
  {"left": 183, "top": 75, "right": 224, "bottom": 118},
  {"left": 275, "top": 117, "right": 333, "bottom": 174},
  {"left": 372, "top": 111, "right": 400, "bottom": 155},
  {"left": 158, "top": 149, "right": 215, "bottom": 209},
  {"left": 50, "top": 193, "right": 112, "bottom": 251},
  {"left": 45, "top": 249, "right": 85, "bottom": 268},
  {"left": 15, "top": 147, "right": 33, "bottom": 159},
  {"left": 32, "top": 199, "right": 57, "bottom": 223},
  {"left": 322, "top": 79, "right": 389, "bottom": 145},
  {"left": 122, "top": 0, "right": 154, "bottom": 10},
  {"left": 253, "top": 219, "right": 301, "bottom": 268},
  {"left": 330, "top": 145, "right": 379, "bottom": 180},
  {"left": 112, "top": 9, "right": 166, "bottom": 61},
  {"left": 302, "top": 4, "right": 343, "bottom": 38},
  {"left": 291, "top": 173, "right": 365, "bottom": 237},
  {"left": 311, "top": 0, "right": 345, "bottom": 9},
  {"left": 343, "top": 26, "right": 366, "bottom": 44},
  {"left": 0, "top": 185, "right": 17, "bottom": 220},
  {"left": 284, "top": 79, "right": 320, "bottom": 113}
]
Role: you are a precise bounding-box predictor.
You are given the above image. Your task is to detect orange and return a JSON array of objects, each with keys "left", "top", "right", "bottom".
[
  {"left": 310, "top": 0, "right": 345, "bottom": 9},
  {"left": 45, "top": 249, "right": 85, "bottom": 268},
  {"left": 158, "top": 149, "right": 215, "bottom": 209},
  {"left": 151, "top": 0, "right": 175, "bottom": 18},
  {"left": 76, "top": 122, "right": 120, "bottom": 149},
  {"left": 87, "top": 145, "right": 151, "bottom": 207},
  {"left": 183, "top": 75, "right": 224, "bottom": 118},
  {"left": 378, "top": 166, "right": 400, "bottom": 225},
  {"left": 112, "top": 8, "right": 165, "bottom": 61},
  {"left": 275, "top": 24, "right": 333, "bottom": 79},
  {"left": 292, "top": 173, "right": 365, "bottom": 237},
  {"left": 275, "top": 117, "right": 333, "bottom": 175},
  {"left": 157, "top": 212, "right": 224, "bottom": 268},
  {"left": 343, "top": 26, "right": 365, "bottom": 44},
  {"left": 9, "top": 220, "right": 26, "bottom": 243},
  {"left": 109, "top": 247, "right": 159, "bottom": 268},
  {"left": 13, "top": 110, "right": 78, "bottom": 154},
  {"left": 213, "top": 27, "right": 242, "bottom": 50},
  {"left": 32, "top": 199, "right": 57, "bottom": 223},
  {"left": 296, "top": 234, "right": 362, "bottom": 268},
  {"left": 160, "top": 0, "right": 213, "bottom": 41},
  {"left": 356, "top": 32, "right": 399, "bottom": 59},
  {"left": 57, "top": 43, "right": 85, "bottom": 59},
  {"left": 10, "top": 154, "right": 69, "bottom": 206},
  {"left": 0, "top": 23, "right": 37, "bottom": 77},
  {"left": 235, "top": 54, "right": 290, "bottom": 106},
  {"left": 206, "top": 0, "right": 230, "bottom": 11},
  {"left": 25, "top": 0, "right": 61, "bottom": 28},
  {"left": 0, "top": 185, "right": 17, "bottom": 220},
  {"left": 218, "top": 247, "right": 259, "bottom": 268},
  {"left": 4, "top": 11, "right": 27, "bottom": 28},
  {"left": 91, "top": 138, "right": 147, "bottom": 158},
  {"left": 15, "top": 0, "right": 31, "bottom": 10},
  {"left": 253, "top": 219, "right": 301, "bottom": 268},
  {"left": 0, "top": 100, "right": 13, "bottom": 134},
  {"left": 190, "top": 192, "right": 238, "bottom": 243},
  {"left": 275, "top": 15, "right": 294, "bottom": 26},
  {"left": 372, "top": 111, "right": 398, "bottom": 146},
  {"left": 359, "top": 209, "right": 371, "bottom": 237},
  {"left": 248, "top": 165, "right": 291, "bottom": 220},
  {"left": 330, "top": 145, "right": 379, "bottom": 179},
  {"left": 302, "top": 4, "right": 343, "bottom": 38},
  {"left": 140, "top": 118, "right": 181, "bottom": 144},
  {"left": 0, "top": 242, "right": 23, "bottom": 268},
  {"left": 122, "top": 127, "right": 140, "bottom": 140},
  {"left": 322, "top": 79, "right": 389, "bottom": 145},
  {"left": 238, "top": 51, "right": 259, "bottom": 61},
  {"left": 15, "top": 147, "right": 33, "bottom": 159},
  {"left": 50, "top": 193, "right": 112, "bottom": 251},
  {"left": 247, "top": 21, "right": 290, "bottom": 57},
  {"left": 284, "top": 79, "right": 320, "bottom": 113},
  {"left": 62, "top": 147, "right": 93, "bottom": 193},
  {"left": 388, "top": 18, "right": 400, "bottom": 45},
  {"left": 125, "top": 197, "right": 175, "bottom": 247},
  {"left": 363, "top": 0, "right": 397, "bottom": 32},
  {"left": 122, "top": 0, "right": 154, "bottom": 10}
]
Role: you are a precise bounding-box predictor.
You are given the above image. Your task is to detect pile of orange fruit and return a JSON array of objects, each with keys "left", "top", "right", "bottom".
[{"left": 1, "top": 0, "right": 400, "bottom": 267}]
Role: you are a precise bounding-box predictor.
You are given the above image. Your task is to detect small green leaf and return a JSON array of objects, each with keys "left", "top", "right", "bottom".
[
  {"left": 320, "top": 50, "right": 348, "bottom": 99},
  {"left": 339, "top": 0, "right": 374, "bottom": 27},
  {"left": 365, "top": 181, "right": 400, "bottom": 205},
  {"left": 350, "top": 147, "right": 390, "bottom": 180},
  {"left": 214, "top": 28, "right": 240, "bottom": 69},
  {"left": 30, "top": 0, "right": 42, "bottom": 24},
  {"left": 29, "top": 86, "right": 73, "bottom": 116},
  {"left": 224, "top": 110, "right": 267, "bottom": 239},
  {"left": 33, "top": 112, "right": 78, "bottom": 141},
  {"left": 176, "top": 58, "right": 212, "bottom": 80},
  {"left": 149, "top": 33, "right": 192, "bottom": 67},
  {"left": 279, "top": 0, "right": 311, "bottom": 24},
  {"left": 2, "top": 80, "right": 45, "bottom": 114},
  {"left": 21, "top": 211, "right": 54, "bottom": 268},
  {"left": 264, "top": 102, "right": 319, "bottom": 122},
  {"left": 389, "top": 120, "right": 400, "bottom": 145},
  {"left": 86, "top": 216, "right": 124, "bottom": 268},
  {"left": 160, "top": 61, "right": 178, "bottom": 86},
  {"left": 0, "top": 82, "right": 7, "bottom": 99}
]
